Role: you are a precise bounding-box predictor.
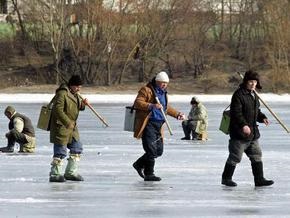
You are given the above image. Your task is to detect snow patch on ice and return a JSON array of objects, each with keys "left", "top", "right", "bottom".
[
  {"left": 0, "top": 197, "right": 73, "bottom": 203},
  {"left": 1, "top": 178, "right": 34, "bottom": 182}
]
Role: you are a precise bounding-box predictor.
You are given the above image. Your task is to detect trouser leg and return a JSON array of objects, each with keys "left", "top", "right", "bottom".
[
  {"left": 1, "top": 130, "right": 28, "bottom": 153},
  {"left": 141, "top": 121, "right": 163, "bottom": 181}
]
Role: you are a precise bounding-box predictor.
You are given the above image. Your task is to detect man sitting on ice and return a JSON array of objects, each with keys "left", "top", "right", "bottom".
[{"left": 0, "top": 106, "right": 36, "bottom": 153}]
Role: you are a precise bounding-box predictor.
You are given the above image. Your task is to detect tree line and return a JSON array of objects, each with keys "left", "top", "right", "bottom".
[{"left": 2, "top": 0, "right": 290, "bottom": 92}]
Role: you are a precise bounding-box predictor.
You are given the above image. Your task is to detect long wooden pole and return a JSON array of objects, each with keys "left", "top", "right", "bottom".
[
  {"left": 78, "top": 93, "right": 109, "bottom": 127},
  {"left": 57, "top": 73, "right": 109, "bottom": 127},
  {"left": 237, "top": 72, "right": 290, "bottom": 133},
  {"left": 155, "top": 97, "right": 173, "bottom": 135}
]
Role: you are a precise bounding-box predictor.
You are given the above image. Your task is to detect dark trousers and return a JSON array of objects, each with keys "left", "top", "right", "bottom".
[
  {"left": 226, "top": 139, "right": 262, "bottom": 166},
  {"left": 6, "top": 129, "right": 28, "bottom": 148},
  {"left": 182, "top": 120, "right": 197, "bottom": 138},
  {"left": 135, "top": 120, "right": 164, "bottom": 176}
]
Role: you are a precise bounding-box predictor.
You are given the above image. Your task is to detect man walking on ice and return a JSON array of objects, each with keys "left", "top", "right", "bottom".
[
  {"left": 132, "top": 71, "right": 185, "bottom": 181},
  {"left": 221, "top": 70, "right": 274, "bottom": 187}
]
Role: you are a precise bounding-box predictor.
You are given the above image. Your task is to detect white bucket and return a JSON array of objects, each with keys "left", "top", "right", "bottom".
[{"left": 124, "top": 106, "right": 135, "bottom": 132}]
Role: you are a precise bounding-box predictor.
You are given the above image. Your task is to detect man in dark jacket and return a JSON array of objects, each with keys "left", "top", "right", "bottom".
[
  {"left": 132, "top": 71, "right": 185, "bottom": 181},
  {"left": 221, "top": 70, "right": 274, "bottom": 187},
  {"left": 0, "top": 106, "right": 36, "bottom": 153},
  {"left": 49, "top": 75, "right": 89, "bottom": 183}
]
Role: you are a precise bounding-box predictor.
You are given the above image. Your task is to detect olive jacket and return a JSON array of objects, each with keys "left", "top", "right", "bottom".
[
  {"left": 133, "top": 82, "right": 180, "bottom": 139},
  {"left": 187, "top": 102, "right": 208, "bottom": 134},
  {"left": 50, "top": 84, "right": 85, "bottom": 145}
]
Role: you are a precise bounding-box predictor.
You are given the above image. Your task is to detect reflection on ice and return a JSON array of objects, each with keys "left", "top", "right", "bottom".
[{"left": 0, "top": 99, "right": 289, "bottom": 217}]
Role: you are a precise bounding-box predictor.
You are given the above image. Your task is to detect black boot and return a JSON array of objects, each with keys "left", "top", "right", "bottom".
[
  {"left": 251, "top": 162, "right": 274, "bottom": 187},
  {"left": 144, "top": 175, "right": 162, "bottom": 181},
  {"left": 221, "top": 163, "right": 237, "bottom": 187},
  {"left": 0, "top": 146, "right": 14, "bottom": 153},
  {"left": 181, "top": 121, "right": 191, "bottom": 140},
  {"left": 181, "top": 137, "right": 190, "bottom": 140},
  {"left": 133, "top": 156, "right": 145, "bottom": 178},
  {"left": 144, "top": 159, "right": 161, "bottom": 181}
]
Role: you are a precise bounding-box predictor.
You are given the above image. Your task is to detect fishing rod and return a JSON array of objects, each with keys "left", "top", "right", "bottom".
[
  {"left": 151, "top": 84, "right": 173, "bottom": 135},
  {"left": 154, "top": 96, "right": 173, "bottom": 136},
  {"left": 77, "top": 93, "right": 109, "bottom": 127},
  {"left": 237, "top": 72, "right": 290, "bottom": 133}
]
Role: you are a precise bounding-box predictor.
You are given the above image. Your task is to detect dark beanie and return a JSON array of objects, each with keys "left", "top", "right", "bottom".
[
  {"left": 190, "top": 96, "right": 199, "bottom": 104},
  {"left": 243, "top": 70, "right": 262, "bottom": 89},
  {"left": 68, "top": 75, "right": 83, "bottom": 86},
  {"left": 5, "top": 105, "right": 16, "bottom": 115}
]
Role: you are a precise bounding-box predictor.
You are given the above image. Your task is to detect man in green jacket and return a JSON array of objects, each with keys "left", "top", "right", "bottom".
[{"left": 49, "top": 75, "right": 88, "bottom": 183}]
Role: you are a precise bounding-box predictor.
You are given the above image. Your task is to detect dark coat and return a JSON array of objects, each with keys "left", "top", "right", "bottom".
[
  {"left": 229, "top": 85, "right": 267, "bottom": 140},
  {"left": 50, "top": 84, "right": 85, "bottom": 145}
]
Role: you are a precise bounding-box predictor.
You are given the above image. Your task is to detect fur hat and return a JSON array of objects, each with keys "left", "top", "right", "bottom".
[
  {"left": 68, "top": 75, "right": 83, "bottom": 86},
  {"left": 4, "top": 105, "right": 15, "bottom": 115},
  {"left": 155, "top": 71, "right": 169, "bottom": 83},
  {"left": 243, "top": 70, "right": 262, "bottom": 89}
]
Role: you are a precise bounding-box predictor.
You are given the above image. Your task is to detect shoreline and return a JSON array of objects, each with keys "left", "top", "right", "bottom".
[{"left": 0, "top": 93, "right": 289, "bottom": 103}]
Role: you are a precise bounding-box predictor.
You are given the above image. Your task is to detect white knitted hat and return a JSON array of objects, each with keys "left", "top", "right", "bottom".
[{"left": 155, "top": 71, "right": 169, "bottom": 83}]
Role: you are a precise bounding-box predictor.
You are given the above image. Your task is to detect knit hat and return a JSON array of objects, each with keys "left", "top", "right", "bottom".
[
  {"left": 68, "top": 75, "right": 83, "bottom": 86},
  {"left": 155, "top": 71, "right": 169, "bottom": 83},
  {"left": 243, "top": 70, "right": 262, "bottom": 89},
  {"left": 190, "top": 96, "right": 199, "bottom": 104},
  {"left": 4, "top": 105, "right": 16, "bottom": 115}
]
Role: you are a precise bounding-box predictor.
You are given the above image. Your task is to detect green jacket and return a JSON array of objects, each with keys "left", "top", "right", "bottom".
[
  {"left": 188, "top": 102, "right": 208, "bottom": 133},
  {"left": 49, "top": 84, "right": 85, "bottom": 145}
]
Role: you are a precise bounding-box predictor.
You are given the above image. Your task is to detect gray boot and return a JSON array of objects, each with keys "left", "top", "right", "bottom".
[
  {"left": 64, "top": 154, "right": 84, "bottom": 181},
  {"left": 49, "top": 158, "right": 65, "bottom": 182}
]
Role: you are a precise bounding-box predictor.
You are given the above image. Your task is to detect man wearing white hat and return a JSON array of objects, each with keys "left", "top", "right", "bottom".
[{"left": 132, "top": 71, "right": 185, "bottom": 181}]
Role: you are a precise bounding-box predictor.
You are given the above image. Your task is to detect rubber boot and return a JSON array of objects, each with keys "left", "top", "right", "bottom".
[
  {"left": 133, "top": 155, "right": 145, "bottom": 178},
  {"left": 221, "top": 163, "right": 237, "bottom": 187},
  {"left": 49, "top": 158, "right": 65, "bottom": 182},
  {"left": 144, "top": 159, "right": 161, "bottom": 181},
  {"left": 251, "top": 162, "right": 274, "bottom": 187},
  {"left": 181, "top": 121, "right": 191, "bottom": 140},
  {"left": 0, "top": 146, "right": 14, "bottom": 153},
  {"left": 64, "top": 154, "right": 84, "bottom": 181}
]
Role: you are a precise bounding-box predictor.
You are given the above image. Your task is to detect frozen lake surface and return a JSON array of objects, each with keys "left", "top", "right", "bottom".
[{"left": 0, "top": 94, "right": 290, "bottom": 218}]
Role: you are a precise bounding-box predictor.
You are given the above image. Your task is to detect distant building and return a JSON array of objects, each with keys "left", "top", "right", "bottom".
[
  {"left": 0, "top": 0, "right": 83, "bottom": 22},
  {"left": 0, "top": 0, "right": 14, "bottom": 22}
]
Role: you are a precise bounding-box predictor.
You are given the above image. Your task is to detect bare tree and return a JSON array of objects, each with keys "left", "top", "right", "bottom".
[{"left": 261, "top": 0, "right": 290, "bottom": 91}]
